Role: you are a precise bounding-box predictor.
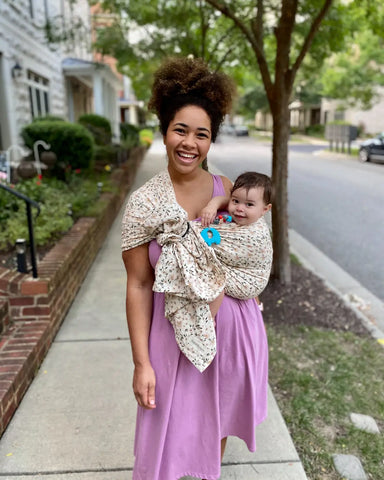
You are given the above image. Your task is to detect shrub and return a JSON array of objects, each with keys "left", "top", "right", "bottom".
[
  {"left": 0, "top": 173, "right": 112, "bottom": 250},
  {"left": 94, "top": 144, "right": 119, "bottom": 166},
  {"left": 120, "top": 123, "right": 140, "bottom": 149},
  {"left": 139, "top": 128, "right": 154, "bottom": 148},
  {"left": 305, "top": 124, "right": 325, "bottom": 137},
  {"left": 32, "top": 115, "right": 65, "bottom": 122},
  {"left": 78, "top": 113, "right": 112, "bottom": 145},
  {"left": 20, "top": 121, "right": 95, "bottom": 177}
]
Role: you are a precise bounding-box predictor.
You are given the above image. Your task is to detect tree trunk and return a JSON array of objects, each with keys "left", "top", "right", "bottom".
[{"left": 271, "top": 97, "right": 291, "bottom": 284}]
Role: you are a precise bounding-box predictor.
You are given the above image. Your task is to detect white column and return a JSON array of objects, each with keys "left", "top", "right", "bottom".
[
  {"left": 93, "top": 71, "right": 103, "bottom": 115},
  {"left": 0, "top": 53, "right": 19, "bottom": 148}
]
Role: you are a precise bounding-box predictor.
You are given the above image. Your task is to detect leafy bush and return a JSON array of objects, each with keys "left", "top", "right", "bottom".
[
  {"left": 78, "top": 114, "right": 112, "bottom": 145},
  {"left": 32, "top": 115, "right": 65, "bottom": 122},
  {"left": 94, "top": 144, "right": 119, "bottom": 165},
  {"left": 305, "top": 124, "right": 325, "bottom": 137},
  {"left": 120, "top": 123, "right": 140, "bottom": 149},
  {"left": 0, "top": 173, "right": 113, "bottom": 250},
  {"left": 139, "top": 129, "right": 154, "bottom": 147},
  {"left": 20, "top": 121, "right": 95, "bottom": 177}
]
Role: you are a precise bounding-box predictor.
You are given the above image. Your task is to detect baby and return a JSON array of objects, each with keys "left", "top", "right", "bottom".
[
  {"left": 201, "top": 171, "right": 272, "bottom": 228},
  {"left": 199, "top": 171, "right": 273, "bottom": 304}
]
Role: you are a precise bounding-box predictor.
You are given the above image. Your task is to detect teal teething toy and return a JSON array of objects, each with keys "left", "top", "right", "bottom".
[{"left": 201, "top": 227, "right": 221, "bottom": 246}]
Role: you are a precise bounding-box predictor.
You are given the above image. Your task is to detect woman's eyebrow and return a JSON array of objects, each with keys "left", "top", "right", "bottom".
[{"left": 174, "top": 122, "right": 210, "bottom": 133}]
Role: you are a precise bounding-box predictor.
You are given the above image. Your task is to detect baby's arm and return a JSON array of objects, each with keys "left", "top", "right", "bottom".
[{"left": 200, "top": 195, "right": 229, "bottom": 227}]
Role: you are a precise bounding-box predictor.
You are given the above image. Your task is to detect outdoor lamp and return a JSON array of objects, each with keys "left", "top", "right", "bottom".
[
  {"left": 15, "top": 238, "right": 27, "bottom": 273},
  {"left": 67, "top": 203, "right": 73, "bottom": 217},
  {"left": 97, "top": 182, "right": 103, "bottom": 195},
  {"left": 11, "top": 61, "right": 23, "bottom": 79}
]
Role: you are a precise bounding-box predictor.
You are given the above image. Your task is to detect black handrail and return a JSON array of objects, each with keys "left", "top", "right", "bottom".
[{"left": 0, "top": 183, "right": 41, "bottom": 278}]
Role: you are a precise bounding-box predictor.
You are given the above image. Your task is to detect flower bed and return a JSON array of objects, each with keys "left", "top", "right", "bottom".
[{"left": 0, "top": 146, "right": 146, "bottom": 437}]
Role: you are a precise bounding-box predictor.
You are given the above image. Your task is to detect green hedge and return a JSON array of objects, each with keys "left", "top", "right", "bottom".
[
  {"left": 21, "top": 121, "right": 95, "bottom": 176},
  {"left": 78, "top": 113, "right": 112, "bottom": 145},
  {"left": 120, "top": 123, "right": 140, "bottom": 149},
  {"left": 32, "top": 115, "right": 65, "bottom": 123}
]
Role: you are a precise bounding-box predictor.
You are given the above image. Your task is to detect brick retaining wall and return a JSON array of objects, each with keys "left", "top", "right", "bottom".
[{"left": 0, "top": 146, "right": 145, "bottom": 437}]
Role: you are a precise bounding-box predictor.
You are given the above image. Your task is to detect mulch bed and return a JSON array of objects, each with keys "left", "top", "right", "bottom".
[
  {"left": 1, "top": 248, "right": 369, "bottom": 338},
  {"left": 260, "top": 262, "right": 369, "bottom": 337}
]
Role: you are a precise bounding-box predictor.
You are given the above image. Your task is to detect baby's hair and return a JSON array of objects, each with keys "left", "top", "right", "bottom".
[
  {"left": 148, "top": 57, "right": 236, "bottom": 142},
  {"left": 231, "top": 172, "right": 273, "bottom": 205}
]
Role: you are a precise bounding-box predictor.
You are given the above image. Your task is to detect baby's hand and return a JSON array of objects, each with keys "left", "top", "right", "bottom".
[{"left": 200, "top": 205, "right": 217, "bottom": 227}]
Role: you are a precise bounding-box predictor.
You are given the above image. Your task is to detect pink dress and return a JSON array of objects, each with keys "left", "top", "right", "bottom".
[{"left": 132, "top": 174, "right": 268, "bottom": 480}]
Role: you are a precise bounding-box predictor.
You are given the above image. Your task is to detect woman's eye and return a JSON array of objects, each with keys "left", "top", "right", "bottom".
[
  {"left": 175, "top": 128, "right": 185, "bottom": 134},
  {"left": 197, "top": 133, "right": 209, "bottom": 139}
]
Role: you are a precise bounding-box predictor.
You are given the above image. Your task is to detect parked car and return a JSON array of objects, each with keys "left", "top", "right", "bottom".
[
  {"left": 234, "top": 125, "right": 249, "bottom": 136},
  {"left": 220, "top": 124, "right": 236, "bottom": 135},
  {"left": 359, "top": 133, "right": 384, "bottom": 162}
]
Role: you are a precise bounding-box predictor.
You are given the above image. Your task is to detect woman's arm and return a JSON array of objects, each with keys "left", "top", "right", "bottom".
[{"left": 122, "top": 244, "right": 156, "bottom": 409}]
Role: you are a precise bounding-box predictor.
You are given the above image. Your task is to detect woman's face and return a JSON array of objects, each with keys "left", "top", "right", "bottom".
[{"left": 164, "top": 105, "right": 212, "bottom": 175}]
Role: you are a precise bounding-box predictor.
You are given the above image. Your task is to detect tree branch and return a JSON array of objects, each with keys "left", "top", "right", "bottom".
[
  {"left": 274, "top": 0, "right": 298, "bottom": 94},
  {"left": 204, "top": 0, "right": 274, "bottom": 96},
  {"left": 198, "top": 0, "right": 208, "bottom": 58},
  {"left": 291, "top": 0, "right": 334, "bottom": 77},
  {"left": 214, "top": 45, "right": 237, "bottom": 71},
  {"left": 206, "top": 25, "right": 236, "bottom": 65}
]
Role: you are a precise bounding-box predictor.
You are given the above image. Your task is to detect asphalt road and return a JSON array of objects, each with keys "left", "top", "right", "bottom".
[{"left": 209, "top": 135, "right": 384, "bottom": 302}]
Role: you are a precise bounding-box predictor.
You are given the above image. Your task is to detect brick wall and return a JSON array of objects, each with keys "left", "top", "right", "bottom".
[{"left": 0, "top": 146, "right": 145, "bottom": 437}]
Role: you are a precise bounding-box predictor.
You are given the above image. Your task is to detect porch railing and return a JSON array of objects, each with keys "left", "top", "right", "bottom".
[{"left": 0, "top": 183, "right": 41, "bottom": 278}]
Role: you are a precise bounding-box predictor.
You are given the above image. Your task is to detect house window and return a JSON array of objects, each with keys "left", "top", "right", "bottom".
[
  {"left": 27, "top": 71, "right": 50, "bottom": 119},
  {"left": 334, "top": 110, "right": 345, "bottom": 121},
  {"left": 29, "top": 0, "right": 35, "bottom": 19},
  {"left": 44, "top": 0, "right": 49, "bottom": 21}
]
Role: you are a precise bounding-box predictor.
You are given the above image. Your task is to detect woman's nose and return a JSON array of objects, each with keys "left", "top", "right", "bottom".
[{"left": 181, "top": 133, "right": 195, "bottom": 148}]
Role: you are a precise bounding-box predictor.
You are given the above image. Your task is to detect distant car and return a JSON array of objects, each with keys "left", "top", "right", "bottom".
[
  {"left": 220, "top": 124, "right": 236, "bottom": 135},
  {"left": 234, "top": 125, "right": 249, "bottom": 136},
  {"left": 359, "top": 133, "right": 384, "bottom": 162}
]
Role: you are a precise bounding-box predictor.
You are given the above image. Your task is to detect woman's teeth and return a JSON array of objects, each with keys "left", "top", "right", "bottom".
[{"left": 179, "top": 152, "right": 196, "bottom": 159}]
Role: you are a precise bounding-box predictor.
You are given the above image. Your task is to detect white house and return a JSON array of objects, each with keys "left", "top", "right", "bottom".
[
  {"left": 321, "top": 91, "right": 384, "bottom": 135},
  {"left": 0, "top": 0, "right": 121, "bottom": 155}
]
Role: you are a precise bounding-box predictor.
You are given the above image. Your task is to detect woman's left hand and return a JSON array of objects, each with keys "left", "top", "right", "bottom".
[{"left": 209, "top": 290, "right": 224, "bottom": 319}]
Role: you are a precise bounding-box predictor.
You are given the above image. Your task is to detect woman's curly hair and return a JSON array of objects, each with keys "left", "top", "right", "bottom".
[{"left": 148, "top": 57, "right": 236, "bottom": 142}]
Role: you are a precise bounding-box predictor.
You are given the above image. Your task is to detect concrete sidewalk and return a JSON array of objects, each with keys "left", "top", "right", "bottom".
[{"left": 0, "top": 141, "right": 309, "bottom": 479}]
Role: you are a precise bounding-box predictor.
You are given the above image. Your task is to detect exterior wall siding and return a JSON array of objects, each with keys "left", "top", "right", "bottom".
[{"left": 0, "top": 0, "right": 93, "bottom": 150}]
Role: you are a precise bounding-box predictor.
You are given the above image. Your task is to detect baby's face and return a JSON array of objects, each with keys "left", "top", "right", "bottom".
[{"left": 228, "top": 186, "right": 271, "bottom": 226}]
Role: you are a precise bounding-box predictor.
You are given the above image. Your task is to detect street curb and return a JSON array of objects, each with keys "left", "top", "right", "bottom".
[
  {"left": 289, "top": 229, "right": 384, "bottom": 345},
  {"left": 209, "top": 162, "right": 384, "bottom": 345}
]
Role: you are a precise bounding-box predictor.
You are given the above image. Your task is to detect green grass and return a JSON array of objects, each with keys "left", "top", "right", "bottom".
[
  {"left": 325, "top": 147, "right": 359, "bottom": 157},
  {"left": 267, "top": 324, "right": 384, "bottom": 479}
]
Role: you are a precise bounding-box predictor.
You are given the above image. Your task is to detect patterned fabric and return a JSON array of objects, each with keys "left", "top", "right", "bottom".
[
  {"left": 121, "top": 169, "right": 272, "bottom": 372},
  {"left": 211, "top": 219, "right": 273, "bottom": 299}
]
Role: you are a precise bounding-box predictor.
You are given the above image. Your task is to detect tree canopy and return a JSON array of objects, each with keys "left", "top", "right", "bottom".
[
  {"left": 92, "top": 0, "right": 384, "bottom": 283},
  {"left": 92, "top": 0, "right": 258, "bottom": 102}
]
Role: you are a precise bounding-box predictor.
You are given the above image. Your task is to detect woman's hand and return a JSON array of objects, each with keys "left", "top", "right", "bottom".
[
  {"left": 209, "top": 290, "right": 225, "bottom": 319},
  {"left": 133, "top": 363, "right": 157, "bottom": 409}
]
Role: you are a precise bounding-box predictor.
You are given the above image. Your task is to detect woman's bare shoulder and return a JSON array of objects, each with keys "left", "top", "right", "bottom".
[{"left": 219, "top": 175, "right": 233, "bottom": 196}]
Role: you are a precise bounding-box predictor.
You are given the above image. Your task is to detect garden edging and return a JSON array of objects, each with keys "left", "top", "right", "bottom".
[{"left": 0, "top": 146, "right": 146, "bottom": 437}]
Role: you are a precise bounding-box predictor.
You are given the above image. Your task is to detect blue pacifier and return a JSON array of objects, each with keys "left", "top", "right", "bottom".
[{"left": 201, "top": 227, "right": 221, "bottom": 246}]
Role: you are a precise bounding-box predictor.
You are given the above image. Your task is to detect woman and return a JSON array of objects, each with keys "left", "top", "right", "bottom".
[{"left": 122, "top": 57, "right": 269, "bottom": 480}]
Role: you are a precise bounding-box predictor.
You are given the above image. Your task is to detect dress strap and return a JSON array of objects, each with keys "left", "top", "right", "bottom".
[{"left": 211, "top": 174, "right": 226, "bottom": 197}]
